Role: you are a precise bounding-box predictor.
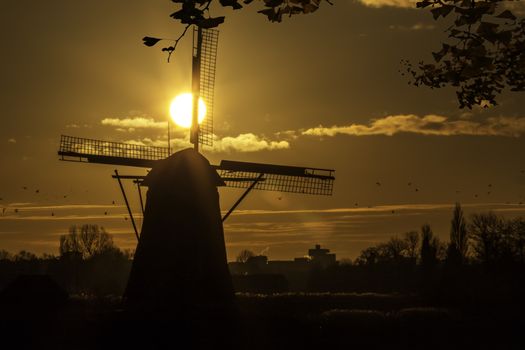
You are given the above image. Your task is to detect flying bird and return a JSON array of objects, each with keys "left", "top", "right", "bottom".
[
  {"left": 104, "top": 212, "right": 108, "bottom": 216},
  {"left": 22, "top": 186, "right": 27, "bottom": 190},
  {"left": 14, "top": 208, "right": 19, "bottom": 213},
  {"left": 63, "top": 195, "right": 67, "bottom": 198},
  {"left": 375, "top": 182, "right": 381, "bottom": 186},
  {"left": 415, "top": 188, "right": 419, "bottom": 192},
  {"left": 35, "top": 190, "right": 39, "bottom": 194},
  {"left": 354, "top": 203, "right": 358, "bottom": 207},
  {"left": 391, "top": 210, "right": 395, "bottom": 214},
  {"left": 474, "top": 194, "right": 478, "bottom": 198}
]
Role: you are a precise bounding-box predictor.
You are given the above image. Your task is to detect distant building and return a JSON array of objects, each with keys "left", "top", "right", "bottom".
[
  {"left": 308, "top": 244, "right": 337, "bottom": 269},
  {"left": 229, "top": 244, "right": 337, "bottom": 291}
]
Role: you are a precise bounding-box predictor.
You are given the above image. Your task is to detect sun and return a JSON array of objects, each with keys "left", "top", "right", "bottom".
[{"left": 169, "top": 93, "right": 207, "bottom": 128}]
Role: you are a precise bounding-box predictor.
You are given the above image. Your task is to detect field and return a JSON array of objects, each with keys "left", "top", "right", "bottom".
[{"left": 1, "top": 292, "right": 522, "bottom": 349}]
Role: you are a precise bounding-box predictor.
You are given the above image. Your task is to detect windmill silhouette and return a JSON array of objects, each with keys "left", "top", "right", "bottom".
[{"left": 57, "top": 27, "right": 335, "bottom": 316}]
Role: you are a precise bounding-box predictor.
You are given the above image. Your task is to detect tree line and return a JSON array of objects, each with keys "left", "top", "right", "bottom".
[{"left": 0, "top": 224, "right": 132, "bottom": 296}]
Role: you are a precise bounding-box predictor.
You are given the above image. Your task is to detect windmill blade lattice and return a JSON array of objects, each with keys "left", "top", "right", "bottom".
[
  {"left": 195, "top": 27, "right": 219, "bottom": 147},
  {"left": 216, "top": 160, "right": 335, "bottom": 196}
]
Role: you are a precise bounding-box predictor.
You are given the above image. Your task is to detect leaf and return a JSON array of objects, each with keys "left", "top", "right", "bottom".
[
  {"left": 142, "top": 37, "right": 162, "bottom": 47},
  {"left": 303, "top": 3, "right": 319, "bottom": 13},
  {"left": 495, "top": 10, "right": 516, "bottom": 21},
  {"left": 258, "top": 8, "right": 276, "bottom": 21},
  {"left": 264, "top": 0, "right": 284, "bottom": 6},
  {"left": 198, "top": 17, "right": 225, "bottom": 28},
  {"left": 416, "top": 0, "right": 432, "bottom": 8},
  {"left": 220, "top": 0, "right": 243, "bottom": 9},
  {"left": 430, "top": 5, "right": 455, "bottom": 20}
]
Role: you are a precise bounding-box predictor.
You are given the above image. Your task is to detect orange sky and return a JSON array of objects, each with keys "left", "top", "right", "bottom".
[{"left": 1, "top": 1, "right": 525, "bottom": 260}]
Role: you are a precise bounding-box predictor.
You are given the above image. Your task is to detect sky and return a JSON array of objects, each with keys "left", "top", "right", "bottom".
[{"left": 1, "top": 0, "right": 525, "bottom": 261}]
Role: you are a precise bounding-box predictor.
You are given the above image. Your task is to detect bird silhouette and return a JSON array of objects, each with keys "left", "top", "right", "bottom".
[
  {"left": 415, "top": 188, "right": 419, "bottom": 192},
  {"left": 474, "top": 194, "right": 478, "bottom": 198},
  {"left": 354, "top": 203, "right": 358, "bottom": 207},
  {"left": 22, "top": 186, "right": 27, "bottom": 190},
  {"left": 391, "top": 210, "right": 395, "bottom": 214},
  {"left": 63, "top": 195, "right": 67, "bottom": 198},
  {"left": 104, "top": 211, "right": 108, "bottom": 216},
  {"left": 14, "top": 208, "right": 19, "bottom": 213},
  {"left": 375, "top": 182, "right": 381, "bottom": 186},
  {"left": 35, "top": 190, "right": 39, "bottom": 194},
  {"left": 407, "top": 182, "right": 412, "bottom": 186}
]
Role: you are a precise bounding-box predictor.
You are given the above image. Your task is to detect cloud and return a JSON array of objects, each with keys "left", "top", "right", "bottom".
[
  {"left": 7, "top": 138, "right": 16, "bottom": 143},
  {"left": 125, "top": 136, "right": 189, "bottom": 149},
  {"left": 101, "top": 117, "right": 167, "bottom": 129},
  {"left": 357, "top": 0, "right": 416, "bottom": 8},
  {"left": 303, "top": 115, "right": 525, "bottom": 138},
  {"left": 389, "top": 23, "right": 435, "bottom": 31},
  {"left": 124, "top": 133, "right": 290, "bottom": 153},
  {"left": 210, "top": 133, "right": 290, "bottom": 153}
]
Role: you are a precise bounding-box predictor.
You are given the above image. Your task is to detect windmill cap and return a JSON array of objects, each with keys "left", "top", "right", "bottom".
[{"left": 143, "top": 148, "right": 225, "bottom": 188}]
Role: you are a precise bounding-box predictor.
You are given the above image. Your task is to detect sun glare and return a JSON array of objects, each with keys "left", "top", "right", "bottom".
[{"left": 169, "top": 93, "right": 207, "bottom": 128}]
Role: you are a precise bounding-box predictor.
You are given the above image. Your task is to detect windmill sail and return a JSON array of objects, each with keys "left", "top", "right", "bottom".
[
  {"left": 216, "top": 160, "right": 335, "bottom": 196},
  {"left": 58, "top": 135, "right": 168, "bottom": 168},
  {"left": 194, "top": 27, "right": 219, "bottom": 148},
  {"left": 59, "top": 135, "right": 335, "bottom": 196}
]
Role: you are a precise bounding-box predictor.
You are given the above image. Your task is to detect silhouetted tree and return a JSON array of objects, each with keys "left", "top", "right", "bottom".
[
  {"left": 404, "top": 231, "right": 420, "bottom": 261},
  {"left": 448, "top": 203, "right": 468, "bottom": 264},
  {"left": 406, "top": 0, "right": 525, "bottom": 108},
  {"left": 236, "top": 249, "right": 255, "bottom": 263},
  {"left": 59, "top": 224, "right": 115, "bottom": 259},
  {"left": 420, "top": 224, "right": 438, "bottom": 269},
  {"left": 511, "top": 218, "right": 525, "bottom": 264},
  {"left": 355, "top": 246, "right": 379, "bottom": 265},
  {"left": 383, "top": 236, "right": 409, "bottom": 262},
  {"left": 0, "top": 250, "right": 11, "bottom": 261},
  {"left": 468, "top": 212, "right": 522, "bottom": 265},
  {"left": 14, "top": 250, "right": 38, "bottom": 261}
]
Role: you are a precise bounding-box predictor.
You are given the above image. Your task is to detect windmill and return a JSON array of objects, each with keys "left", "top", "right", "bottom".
[
  {"left": 58, "top": 26, "right": 335, "bottom": 239},
  {"left": 57, "top": 26, "right": 335, "bottom": 314}
]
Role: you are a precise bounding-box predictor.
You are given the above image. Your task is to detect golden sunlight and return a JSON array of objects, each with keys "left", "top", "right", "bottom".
[{"left": 169, "top": 93, "right": 207, "bottom": 128}]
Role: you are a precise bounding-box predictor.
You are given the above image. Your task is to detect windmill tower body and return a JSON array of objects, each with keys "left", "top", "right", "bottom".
[{"left": 125, "top": 149, "right": 234, "bottom": 312}]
